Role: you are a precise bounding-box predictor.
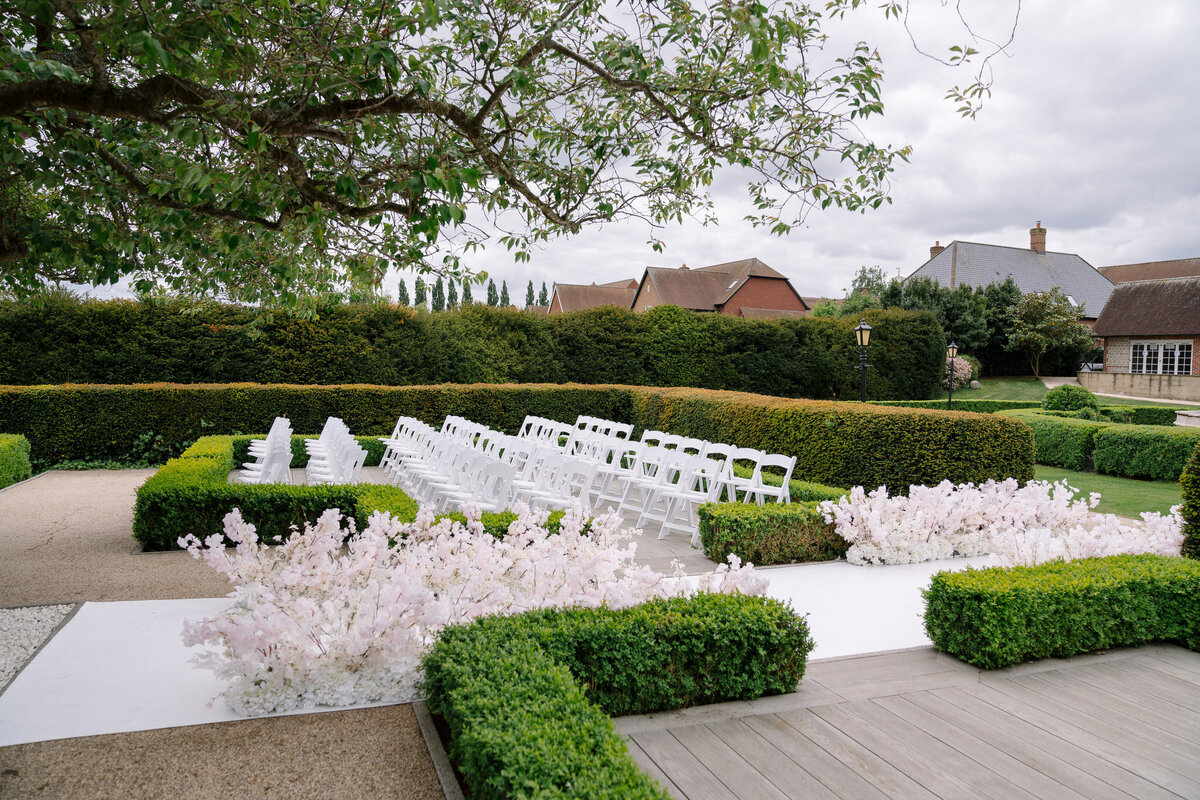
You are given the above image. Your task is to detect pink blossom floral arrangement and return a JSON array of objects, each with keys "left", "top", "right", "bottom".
[
  {"left": 819, "top": 479, "right": 1183, "bottom": 567},
  {"left": 180, "top": 502, "right": 766, "bottom": 716}
]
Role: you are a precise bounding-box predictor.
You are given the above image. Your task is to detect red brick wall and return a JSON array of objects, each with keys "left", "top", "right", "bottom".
[{"left": 720, "top": 277, "right": 807, "bottom": 316}]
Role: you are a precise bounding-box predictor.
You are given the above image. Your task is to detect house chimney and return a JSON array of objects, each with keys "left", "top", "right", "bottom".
[
  {"left": 930, "top": 241, "right": 945, "bottom": 259},
  {"left": 680, "top": 263, "right": 689, "bottom": 270},
  {"left": 1030, "top": 221, "right": 1046, "bottom": 254}
]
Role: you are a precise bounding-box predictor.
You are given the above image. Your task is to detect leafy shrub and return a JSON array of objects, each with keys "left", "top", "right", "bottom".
[
  {"left": 1041, "top": 384, "right": 1099, "bottom": 412},
  {"left": 698, "top": 502, "right": 849, "bottom": 565},
  {"left": 1099, "top": 405, "right": 1184, "bottom": 426},
  {"left": 3, "top": 384, "right": 1035, "bottom": 494},
  {"left": 0, "top": 434, "right": 32, "bottom": 488},
  {"left": 962, "top": 353, "right": 982, "bottom": 382},
  {"left": 942, "top": 356, "right": 973, "bottom": 390},
  {"left": 998, "top": 409, "right": 1108, "bottom": 471},
  {"left": 423, "top": 594, "right": 812, "bottom": 799},
  {"left": 1182, "top": 440, "right": 1200, "bottom": 559},
  {"left": 923, "top": 554, "right": 1200, "bottom": 668},
  {"left": 1092, "top": 425, "right": 1200, "bottom": 482}
]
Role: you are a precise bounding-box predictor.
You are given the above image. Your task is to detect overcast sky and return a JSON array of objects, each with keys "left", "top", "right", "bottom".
[{"left": 395, "top": 0, "right": 1200, "bottom": 304}]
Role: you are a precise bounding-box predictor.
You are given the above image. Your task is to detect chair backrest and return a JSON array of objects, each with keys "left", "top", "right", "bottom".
[
  {"left": 478, "top": 461, "right": 517, "bottom": 507},
  {"left": 640, "top": 429, "right": 667, "bottom": 447},
  {"left": 753, "top": 453, "right": 796, "bottom": 502}
]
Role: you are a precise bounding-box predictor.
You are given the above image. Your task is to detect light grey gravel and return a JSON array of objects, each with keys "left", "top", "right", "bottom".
[{"left": 1, "top": 604, "right": 74, "bottom": 693}]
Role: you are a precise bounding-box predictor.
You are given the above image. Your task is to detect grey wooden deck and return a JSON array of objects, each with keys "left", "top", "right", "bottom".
[{"left": 616, "top": 643, "right": 1200, "bottom": 800}]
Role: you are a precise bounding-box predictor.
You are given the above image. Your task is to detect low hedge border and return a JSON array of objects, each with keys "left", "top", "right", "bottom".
[
  {"left": 134, "top": 435, "right": 565, "bottom": 550},
  {"left": 998, "top": 408, "right": 1200, "bottom": 479},
  {"left": 698, "top": 502, "right": 849, "bottom": 566},
  {"left": 923, "top": 554, "right": 1200, "bottom": 669},
  {"left": 1, "top": 382, "right": 1035, "bottom": 494},
  {"left": 422, "top": 593, "right": 813, "bottom": 799},
  {"left": 1183, "top": 440, "right": 1200, "bottom": 559},
  {"left": 0, "top": 433, "right": 32, "bottom": 489},
  {"left": 1093, "top": 425, "right": 1200, "bottom": 482}
]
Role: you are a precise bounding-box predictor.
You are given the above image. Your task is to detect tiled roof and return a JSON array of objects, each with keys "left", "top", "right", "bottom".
[
  {"left": 550, "top": 283, "right": 637, "bottom": 313},
  {"left": 740, "top": 307, "right": 810, "bottom": 319},
  {"left": 1098, "top": 257, "right": 1200, "bottom": 284},
  {"left": 1092, "top": 276, "right": 1200, "bottom": 337},
  {"left": 908, "top": 241, "right": 1114, "bottom": 318},
  {"left": 524, "top": 305, "right": 549, "bottom": 315},
  {"left": 640, "top": 267, "right": 733, "bottom": 311},
  {"left": 636, "top": 258, "right": 800, "bottom": 311}
]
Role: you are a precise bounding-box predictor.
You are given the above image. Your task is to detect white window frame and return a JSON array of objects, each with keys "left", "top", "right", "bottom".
[{"left": 1130, "top": 339, "right": 1193, "bottom": 375}]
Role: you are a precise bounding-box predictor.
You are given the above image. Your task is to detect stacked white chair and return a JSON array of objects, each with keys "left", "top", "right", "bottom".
[
  {"left": 305, "top": 417, "right": 367, "bottom": 485},
  {"left": 240, "top": 416, "right": 294, "bottom": 484}
]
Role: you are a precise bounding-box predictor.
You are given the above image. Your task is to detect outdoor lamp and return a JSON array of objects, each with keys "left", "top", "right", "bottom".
[
  {"left": 854, "top": 319, "right": 872, "bottom": 402},
  {"left": 946, "top": 341, "right": 959, "bottom": 410},
  {"left": 854, "top": 319, "right": 872, "bottom": 349}
]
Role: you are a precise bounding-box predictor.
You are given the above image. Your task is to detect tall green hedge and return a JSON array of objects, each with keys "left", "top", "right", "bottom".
[
  {"left": 1, "top": 383, "right": 1035, "bottom": 492},
  {"left": 0, "top": 433, "right": 31, "bottom": 489},
  {"left": 997, "top": 408, "right": 1109, "bottom": 471},
  {"left": 0, "top": 296, "right": 946, "bottom": 400},
  {"left": 1183, "top": 440, "right": 1200, "bottom": 559}
]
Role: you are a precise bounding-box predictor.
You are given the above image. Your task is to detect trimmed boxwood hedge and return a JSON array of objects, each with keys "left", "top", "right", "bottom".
[
  {"left": 1092, "top": 425, "right": 1200, "bottom": 482},
  {"left": 1, "top": 383, "right": 1035, "bottom": 494},
  {"left": 422, "top": 593, "right": 813, "bottom": 799},
  {"left": 0, "top": 433, "right": 31, "bottom": 489},
  {"left": 134, "top": 434, "right": 566, "bottom": 550},
  {"left": 132, "top": 435, "right": 416, "bottom": 550},
  {"left": 923, "top": 554, "right": 1200, "bottom": 669},
  {"left": 698, "top": 502, "right": 849, "bottom": 566},
  {"left": 997, "top": 408, "right": 1109, "bottom": 471},
  {"left": 1183, "top": 440, "right": 1200, "bottom": 559}
]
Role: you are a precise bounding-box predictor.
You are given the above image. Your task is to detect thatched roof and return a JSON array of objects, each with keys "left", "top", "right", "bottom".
[{"left": 1093, "top": 276, "right": 1200, "bottom": 336}]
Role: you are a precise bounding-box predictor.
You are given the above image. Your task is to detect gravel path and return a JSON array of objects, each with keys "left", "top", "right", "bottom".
[{"left": 0, "top": 605, "right": 73, "bottom": 693}]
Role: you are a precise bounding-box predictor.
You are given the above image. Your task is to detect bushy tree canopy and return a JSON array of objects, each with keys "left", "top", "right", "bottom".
[
  {"left": 1006, "top": 288, "right": 1095, "bottom": 379},
  {"left": 0, "top": 0, "right": 1002, "bottom": 305}
]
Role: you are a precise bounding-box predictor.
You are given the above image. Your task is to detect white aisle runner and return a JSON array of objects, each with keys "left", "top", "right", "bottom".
[{"left": 0, "top": 555, "right": 993, "bottom": 746}]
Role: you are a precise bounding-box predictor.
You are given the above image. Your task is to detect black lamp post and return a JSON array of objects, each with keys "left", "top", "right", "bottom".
[
  {"left": 854, "top": 319, "right": 872, "bottom": 402},
  {"left": 946, "top": 341, "right": 958, "bottom": 410}
]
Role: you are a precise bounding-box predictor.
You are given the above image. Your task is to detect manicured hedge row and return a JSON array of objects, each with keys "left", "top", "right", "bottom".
[
  {"left": 998, "top": 408, "right": 1200, "bottom": 480},
  {"left": 923, "top": 555, "right": 1200, "bottom": 669},
  {"left": 1093, "top": 425, "right": 1200, "bottom": 482},
  {"left": 0, "top": 433, "right": 31, "bottom": 489},
  {"left": 997, "top": 409, "right": 1108, "bottom": 471},
  {"left": 698, "top": 502, "right": 849, "bottom": 565},
  {"left": 422, "top": 593, "right": 813, "bottom": 799},
  {"left": 1096, "top": 405, "right": 1181, "bottom": 426},
  {"left": 136, "top": 435, "right": 565, "bottom": 549},
  {"left": 1183, "top": 441, "right": 1200, "bottom": 559},
  {"left": 132, "top": 436, "right": 417, "bottom": 550},
  {"left": 632, "top": 387, "right": 1034, "bottom": 490},
  {"left": 1, "top": 383, "right": 1035, "bottom": 493},
  {"left": 0, "top": 296, "right": 947, "bottom": 400}
]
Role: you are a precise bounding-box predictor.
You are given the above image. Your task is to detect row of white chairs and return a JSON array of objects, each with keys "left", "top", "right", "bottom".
[
  {"left": 305, "top": 417, "right": 367, "bottom": 485},
  {"left": 382, "top": 414, "right": 796, "bottom": 545},
  {"left": 239, "top": 417, "right": 294, "bottom": 484}
]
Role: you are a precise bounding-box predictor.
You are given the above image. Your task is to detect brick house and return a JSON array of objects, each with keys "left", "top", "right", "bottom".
[
  {"left": 1080, "top": 276, "right": 1200, "bottom": 401},
  {"left": 629, "top": 258, "right": 809, "bottom": 318},
  {"left": 908, "top": 223, "right": 1114, "bottom": 322}
]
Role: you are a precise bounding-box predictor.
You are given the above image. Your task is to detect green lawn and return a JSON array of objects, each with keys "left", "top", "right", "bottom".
[
  {"left": 941, "top": 377, "right": 1191, "bottom": 409},
  {"left": 942, "top": 377, "right": 1047, "bottom": 401},
  {"left": 1034, "top": 465, "right": 1182, "bottom": 518}
]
